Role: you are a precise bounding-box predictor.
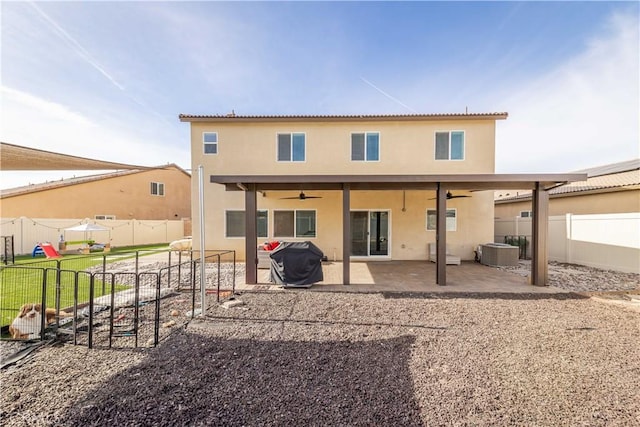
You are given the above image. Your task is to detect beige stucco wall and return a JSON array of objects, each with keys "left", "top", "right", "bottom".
[
  {"left": 494, "top": 188, "right": 640, "bottom": 218},
  {"left": 0, "top": 167, "right": 191, "bottom": 220},
  {"left": 187, "top": 117, "right": 500, "bottom": 262},
  {"left": 198, "top": 185, "right": 494, "bottom": 261},
  {"left": 190, "top": 119, "right": 497, "bottom": 175}
]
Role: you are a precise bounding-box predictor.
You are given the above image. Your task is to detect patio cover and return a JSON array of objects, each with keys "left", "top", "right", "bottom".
[
  {"left": 211, "top": 173, "right": 588, "bottom": 287},
  {"left": 0, "top": 142, "right": 151, "bottom": 171}
]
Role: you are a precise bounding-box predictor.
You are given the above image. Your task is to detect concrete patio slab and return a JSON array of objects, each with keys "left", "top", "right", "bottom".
[{"left": 237, "top": 260, "right": 569, "bottom": 294}]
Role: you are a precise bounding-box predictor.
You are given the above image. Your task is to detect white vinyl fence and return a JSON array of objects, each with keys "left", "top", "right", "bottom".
[
  {"left": 495, "top": 213, "right": 640, "bottom": 274},
  {"left": 0, "top": 217, "right": 188, "bottom": 255}
]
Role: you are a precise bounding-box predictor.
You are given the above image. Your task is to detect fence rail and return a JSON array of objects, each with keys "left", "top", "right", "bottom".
[{"left": 0, "top": 249, "right": 236, "bottom": 349}]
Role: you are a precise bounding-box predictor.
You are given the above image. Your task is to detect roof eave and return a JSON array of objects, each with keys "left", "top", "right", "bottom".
[{"left": 179, "top": 113, "right": 509, "bottom": 123}]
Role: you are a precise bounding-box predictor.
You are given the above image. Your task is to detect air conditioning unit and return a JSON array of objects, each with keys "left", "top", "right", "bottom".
[{"left": 480, "top": 243, "right": 519, "bottom": 267}]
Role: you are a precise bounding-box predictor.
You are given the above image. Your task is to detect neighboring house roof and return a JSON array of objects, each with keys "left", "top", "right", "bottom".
[
  {"left": 573, "top": 158, "right": 640, "bottom": 178},
  {"left": 495, "top": 159, "right": 640, "bottom": 202},
  {"left": 179, "top": 112, "right": 509, "bottom": 122},
  {"left": 0, "top": 142, "right": 153, "bottom": 171},
  {"left": 0, "top": 164, "right": 190, "bottom": 199}
]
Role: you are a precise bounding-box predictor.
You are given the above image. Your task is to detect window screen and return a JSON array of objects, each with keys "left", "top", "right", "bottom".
[
  {"left": 277, "top": 134, "right": 292, "bottom": 161},
  {"left": 274, "top": 211, "right": 295, "bottom": 237},
  {"left": 351, "top": 133, "right": 365, "bottom": 160},
  {"left": 435, "top": 132, "right": 449, "bottom": 160}
]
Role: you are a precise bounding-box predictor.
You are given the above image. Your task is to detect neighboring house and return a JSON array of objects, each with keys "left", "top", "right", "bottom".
[
  {"left": 0, "top": 164, "right": 191, "bottom": 221},
  {"left": 180, "top": 113, "right": 584, "bottom": 285},
  {"left": 494, "top": 159, "right": 640, "bottom": 218}
]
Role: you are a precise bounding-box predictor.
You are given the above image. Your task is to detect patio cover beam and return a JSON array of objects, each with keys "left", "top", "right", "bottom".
[{"left": 211, "top": 174, "right": 585, "bottom": 192}]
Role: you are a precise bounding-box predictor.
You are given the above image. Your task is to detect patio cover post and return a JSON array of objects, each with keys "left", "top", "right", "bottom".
[
  {"left": 531, "top": 182, "right": 549, "bottom": 286},
  {"left": 436, "top": 183, "right": 447, "bottom": 286},
  {"left": 342, "top": 183, "right": 351, "bottom": 285},
  {"left": 245, "top": 184, "right": 258, "bottom": 284}
]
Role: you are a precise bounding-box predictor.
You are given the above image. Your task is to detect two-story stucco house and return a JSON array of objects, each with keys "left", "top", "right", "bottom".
[{"left": 180, "top": 113, "right": 585, "bottom": 286}]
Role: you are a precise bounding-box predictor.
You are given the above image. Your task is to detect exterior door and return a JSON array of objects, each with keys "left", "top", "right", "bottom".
[{"left": 350, "top": 210, "right": 389, "bottom": 257}]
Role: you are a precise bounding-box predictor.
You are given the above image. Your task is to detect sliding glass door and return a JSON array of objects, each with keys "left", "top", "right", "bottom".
[{"left": 350, "top": 210, "right": 389, "bottom": 257}]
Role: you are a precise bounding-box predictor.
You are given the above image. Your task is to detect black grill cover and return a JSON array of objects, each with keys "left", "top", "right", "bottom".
[{"left": 269, "top": 241, "right": 324, "bottom": 287}]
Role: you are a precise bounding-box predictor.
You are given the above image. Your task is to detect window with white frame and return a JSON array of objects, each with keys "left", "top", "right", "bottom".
[
  {"left": 150, "top": 182, "right": 165, "bottom": 196},
  {"left": 277, "top": 133, "right": 305, "bottom": 162},
  {"left": 203, "top": 132, "right": 218, "bottom": 154},
  {"left": 274, "top": 210, "right": 316, "bottom": 238},
  {"left": 95, "top": 215, "right": 116, "bottom": 220},
  {"left": 351, "top": 132, "right": 380, "bottom": 161},
  {"left": 435, "top": 131, "right": 464, "bottom": 160},
  {"left": 426, "top": 208, "right": 457, "bottom": 231},
  {"left": 225, "top": 210, "right": 268, "bottom": 238},
  {"left": 520, "top": 210, "right": 533, "bottom": 218}
]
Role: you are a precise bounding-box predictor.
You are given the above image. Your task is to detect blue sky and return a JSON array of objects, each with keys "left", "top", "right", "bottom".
[{"left": 1, "top": 1, "right": 638, "bottom": 189}]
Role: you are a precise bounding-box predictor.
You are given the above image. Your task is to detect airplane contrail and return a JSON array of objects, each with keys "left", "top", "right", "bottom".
[
  {"left": 28, "top": 2, "right": 171, "bottom": 124},
  {"left": 360, "top": 77, "right": 418, "bottom": 113},
  {"left": 29, "top": 2, "right": 125, "bottom": 91}
]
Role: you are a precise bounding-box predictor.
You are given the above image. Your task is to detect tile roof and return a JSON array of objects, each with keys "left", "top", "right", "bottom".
[
  {"left": 179, "top": 112, "right": 508, "bottom": 121},
  {"left": 1, "top": 164, "right": 189, "bottom": 198}
]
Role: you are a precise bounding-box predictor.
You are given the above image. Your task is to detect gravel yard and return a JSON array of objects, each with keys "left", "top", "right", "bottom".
[
  {"left": 503, "top": 260, "right": 640, "bottom": 293},
  {"left": 1, "top": 263, "right": 639, "bottom": 426}
]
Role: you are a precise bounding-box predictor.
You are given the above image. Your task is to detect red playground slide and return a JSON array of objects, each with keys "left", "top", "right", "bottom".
[{"left": 39, "top": 242, "right": 62, "bottom": 259}]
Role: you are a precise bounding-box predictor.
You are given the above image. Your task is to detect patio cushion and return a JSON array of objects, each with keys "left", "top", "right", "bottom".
[{"left": 428, "top": 243, "right": 461, "bottom": 265}]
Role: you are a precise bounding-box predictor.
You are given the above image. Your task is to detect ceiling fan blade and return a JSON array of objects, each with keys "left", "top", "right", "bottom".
[
  {"left": 280, "top": 191, "right": 323, "bottom": 200},
  {"left": 429, "top": 191, "right": 471, "bottom": 200}
]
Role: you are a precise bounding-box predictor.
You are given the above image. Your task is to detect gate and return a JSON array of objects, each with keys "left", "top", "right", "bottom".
[{"left": 1, "top": 235, "right": 14, "bottom": 265}]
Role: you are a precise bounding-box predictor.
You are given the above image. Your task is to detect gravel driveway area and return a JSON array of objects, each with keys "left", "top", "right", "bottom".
[{"left": 2, "top": 286, "right": 639, "bottom": 426}]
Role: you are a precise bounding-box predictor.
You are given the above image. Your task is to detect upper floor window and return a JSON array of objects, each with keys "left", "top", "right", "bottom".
[
  {"left": 203, "top": 132, "right": 218, "bottom": 154},
  {"left": 277, "top": 133, "right": 305, "bottom": 162},
  {"left": 95, "top": 215, "right": 115, "bottom": 220},
  {"left": 520, "top": 210, "right": 533, "bottom": 218},
  {"left": 151, "top": 182, "right": 165, "bottom": 196},
  {"left": 351, "top": 132, "right": 380, "bottom": 161},
  {"left": 426, "top": 208, "right": 457, "bottom": 231},
  {"left": 435, "top": 131, "right": 464, "bottom": 160}
]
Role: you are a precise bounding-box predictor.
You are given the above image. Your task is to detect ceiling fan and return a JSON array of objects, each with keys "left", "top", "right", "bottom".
[
  {"left": 280, "top": 191, "right": 322, "bottom": 200},
  {"left": 429, "top": 191, "right": 471, "bottom": 200}
]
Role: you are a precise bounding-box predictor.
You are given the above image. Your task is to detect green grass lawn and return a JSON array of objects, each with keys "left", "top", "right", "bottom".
[{"left": 1, "top": 244, "right": 170, "bottom": 327}]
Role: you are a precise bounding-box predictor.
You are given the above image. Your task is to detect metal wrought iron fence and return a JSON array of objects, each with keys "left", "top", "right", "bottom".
[
  {"left": 0, "top": 249, "right": 236, "bottom": 349},
  {"left": 504, "top": 235, "right": 529, "bottom": 259}
]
